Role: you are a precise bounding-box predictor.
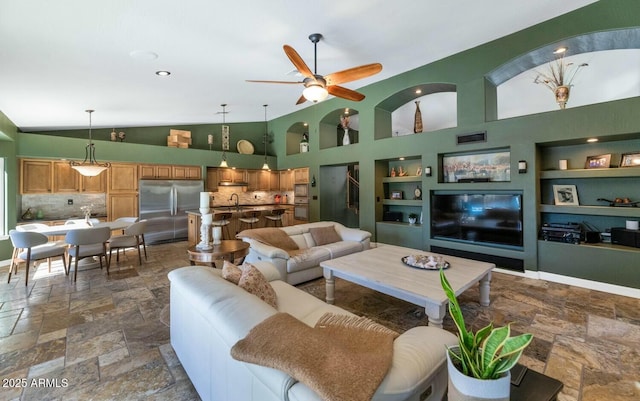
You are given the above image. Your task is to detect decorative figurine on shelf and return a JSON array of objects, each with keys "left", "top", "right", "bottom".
[
  {"left": 300, "top": 132, "right": 309, "bottom": 153},
  {"left": 340, "top": 115, "right": 351, "bottom": 146},
  {"left": 398, "top": 166, "right": 408, "bottom": 176},
  {"left": 390, "top": 167, "right": 397, "bottom": 177}
]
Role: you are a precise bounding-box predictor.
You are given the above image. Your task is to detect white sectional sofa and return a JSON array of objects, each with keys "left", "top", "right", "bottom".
[
  {"left": 238, "top": 221, "right": 371, "bottom": 285},
  {"left": 168, "top": 262, "right": 458, "bottom": 401}
]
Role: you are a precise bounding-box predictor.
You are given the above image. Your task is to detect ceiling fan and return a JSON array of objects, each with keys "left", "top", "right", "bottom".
[{"left": 247, "top": 33, "right": 382, "bottom": 104}]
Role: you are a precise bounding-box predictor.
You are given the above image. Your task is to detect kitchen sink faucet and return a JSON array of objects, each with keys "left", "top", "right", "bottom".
[{"left": 230, "top": 193, "right": 239, "bottom": 211}]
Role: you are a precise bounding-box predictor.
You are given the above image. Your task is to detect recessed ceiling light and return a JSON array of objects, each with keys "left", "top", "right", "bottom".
[
  {"left": 587, "top": 138, "right": 599, "bottom": 143},
  {"left": 155, "top": 70, "right": 171, "bottom": 76},
  {"left": 554, "top": 47, "right": 568, "bottom": 54},
  {"left": 415, "top": 89, "right": 422, "bottom": 94},
  {"left": 399, "top": 157, "right": 405, "bottom": 161}
]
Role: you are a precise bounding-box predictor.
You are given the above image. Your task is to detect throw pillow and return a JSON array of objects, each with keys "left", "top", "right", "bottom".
[
  {"left": 222, "top": 260, "right": 242, "bottom": 285},
  {"left": 236, "top": 228, "right": 299, "bottom": 251},
  {"left": 238, "top": 263, "right": 277, "bottom": 308},
  {"left": 308, "top": 226, "right": 342, "bottom": 246}
]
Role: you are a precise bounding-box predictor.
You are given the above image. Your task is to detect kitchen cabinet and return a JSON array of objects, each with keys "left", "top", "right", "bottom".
[
  {"left": 218, "top": 168, "right": 247, "bottom": 184},
  {"left": 294, "top": 167, "right": 309, "bottom": 184},
  {"left": 246, "top": 170, "right": 268, "bottom": 191},
  {"left": 139, "top": 164, "right": 172, "bottom": 180},
  {"left": 108, "top": 193, "right": 138, "bottom": 221},
  {"left": 188, "top": 213, "right": 200, "bottom": 246},
  {"left": 269, "top": 171, "right": 280, "bottom": 191},
  {"left": 53, "top": 161, "right": 107, "bottom": 193},
  {"left": 279, "top": 170, "right": 294, "bottom": 191},
  {"left": 20, "top": 159, "right": 52, "bottom": 194},
  {"left": 109, "top": 163, "right": 138, "bottom": 193},
  {"left": 172, "top": 165, "right": 202, "bottom": 180},
  {"left": 206, "top": 168, "right": 218, "bottom": 191}
]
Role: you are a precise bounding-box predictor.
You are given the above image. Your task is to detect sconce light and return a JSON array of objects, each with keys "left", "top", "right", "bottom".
[
  {"left": 311, "top": 175, "right": 316, "bottom": 187},
  {"left": 518, "top": 160, "right": 527, "bottom": 174},
  {"left": 424, "top": 166, "right": 432, "bottom": 177}
]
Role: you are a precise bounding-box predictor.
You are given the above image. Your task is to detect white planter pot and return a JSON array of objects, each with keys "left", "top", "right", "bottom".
[{"left": 446, "top": 348, "right": 510, "bottom": 401}]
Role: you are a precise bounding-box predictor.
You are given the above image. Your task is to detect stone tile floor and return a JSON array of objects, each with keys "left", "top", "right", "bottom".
[{"left": 0, "top": 241, "right": 638, "bottom": 400}]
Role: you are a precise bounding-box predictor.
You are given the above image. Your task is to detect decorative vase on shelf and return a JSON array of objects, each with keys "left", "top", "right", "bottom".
[
  {"left": 342, "top": 129, "right": 350, "bottom": 145},
  {"left": 554, "top": 85, "right": 570, "bottom": 109},
  {"left": 414, "top": 101, "right": 423, "bottom": 133}
]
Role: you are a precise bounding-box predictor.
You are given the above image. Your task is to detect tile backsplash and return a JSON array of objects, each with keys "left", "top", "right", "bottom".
[
  {"left": 21, "top": 194, "right": 107, "bottom": 220},
  {"left": 209, "top": 187, "right": 294, "bottom": 207}
]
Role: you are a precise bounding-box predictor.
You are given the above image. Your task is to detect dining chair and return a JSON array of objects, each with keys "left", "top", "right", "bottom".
[
  {"left": 108, "top": 220, "right": 147, "bottom": 266},
  {"left": 65, "top": 226, "right": 112, "bottom": 282},
  {"left": 264, "top": 209, "right": 286, "bottom": 227},
  {"left": 8, "top": 229, "right": 67, "bottom": 286}
]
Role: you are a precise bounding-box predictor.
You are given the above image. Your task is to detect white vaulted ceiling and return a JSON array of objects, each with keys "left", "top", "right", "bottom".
[{"left": 0, "top": 0, "right": 597, "bottom": 131}]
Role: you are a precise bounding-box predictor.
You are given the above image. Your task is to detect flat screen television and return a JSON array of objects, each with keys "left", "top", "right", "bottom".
[{"left": 431, "top": 192, "right": 523, "bottom": 249}]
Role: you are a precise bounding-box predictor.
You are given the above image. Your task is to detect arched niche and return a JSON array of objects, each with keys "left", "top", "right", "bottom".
[
  {"left": 285, "top": 121, "right": 309, "bottom": 155},
  {"left": 374, "top": 83, "right": 457, "bottom": 140},
  {"left": 319, "top": 108, "right": 360, "bottom": 150},
  {"left": 487, "top": 28, "right": 640, "bottom": 120}
]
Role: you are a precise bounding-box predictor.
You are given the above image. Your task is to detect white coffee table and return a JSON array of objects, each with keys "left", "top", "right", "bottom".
[{"left": 320, "top": 244, "right": 494, "bottom": 328}]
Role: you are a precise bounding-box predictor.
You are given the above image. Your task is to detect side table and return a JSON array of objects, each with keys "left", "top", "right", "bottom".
[{"left": 187, "top": 240, "right": 250, "bottom": 267}]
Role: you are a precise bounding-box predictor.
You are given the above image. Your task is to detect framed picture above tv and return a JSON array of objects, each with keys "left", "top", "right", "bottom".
[{"left": 442, "top": 149, "right": 511, "bottom": 183}]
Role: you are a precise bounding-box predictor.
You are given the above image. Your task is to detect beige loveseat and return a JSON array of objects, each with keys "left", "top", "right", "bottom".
[
  {"left": 237, "top": 221, "right": 371, "bottom": 285},
  {"left": 168, "top": 262, "right": 457, "bottom": 401}
]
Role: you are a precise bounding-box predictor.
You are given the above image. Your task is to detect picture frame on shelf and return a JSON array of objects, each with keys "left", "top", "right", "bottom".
[
  {"left": 390, "top": 190, "right": 404, "bottom": 200},
  {"left": 553, "top": 184, "right": 579, "bottom": 206},
  {"left": 585, "top": 153, "right": 611, "bottom": 169},
  {"left": 620, "top": 152, "right": 640, "bottom": 167}
]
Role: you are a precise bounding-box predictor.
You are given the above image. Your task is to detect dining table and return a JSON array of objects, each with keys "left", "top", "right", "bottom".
[{"left": 23, "top": 220, "right": 132, "bottom": 236}]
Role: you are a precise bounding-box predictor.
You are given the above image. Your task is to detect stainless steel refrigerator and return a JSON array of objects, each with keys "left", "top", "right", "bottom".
[{"left": 139, "top": 180, "right": 204, "bottom": 244}]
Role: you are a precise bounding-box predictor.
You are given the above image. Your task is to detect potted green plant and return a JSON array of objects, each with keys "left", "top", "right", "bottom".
[
  {"left": 440, "top": 268, "right": 533, "bottom": 401},
  {"left": 408, "top": 213, "right": 418, "bottom": 225}
]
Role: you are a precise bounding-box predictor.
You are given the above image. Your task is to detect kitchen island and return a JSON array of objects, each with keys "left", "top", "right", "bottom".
[{"left": 186, "top": 204, "right": 296, "bottom": 246}]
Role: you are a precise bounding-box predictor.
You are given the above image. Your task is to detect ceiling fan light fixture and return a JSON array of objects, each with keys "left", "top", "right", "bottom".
[{"left": 303, "top": 84, "right": 328, "bottom": 102}]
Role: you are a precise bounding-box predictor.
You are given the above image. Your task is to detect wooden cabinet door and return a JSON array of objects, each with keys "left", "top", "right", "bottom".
[
  {"left": 108, "top": 193, "right": 138, "bottom": 220},
  {"left": 232, "top": 169, "right": 247, "bottom": 183},
  {"left": 156, "top": 165, "right": 172, "bottom": 179},
  {"left": 139, "top": 165, "right": 157, "bottom": 180},
  {"left": 109, "top": 163, "right": 138, "bottom": 193},
  {"left": 218, "top": 168, "right": 233, "bottom": 183},
  {"left": 206, "top": 168, "right": 218, "bottom": 191},
  {"left": 21, "top": 159, "right": 53, "bottom": 194},
  {"left": 269, "top": 171, "right": 280, "bottom": 191},
  {"left": 279, "top": 170, "right": 293, "bottom": 191},
  {"left": 173, "top": 166, "right": 202, "bottom": 180},
  {"left": 294, "top": 167, "right": 309, "bottom": 183},
  {"left": 53, "top": 162, "right": 80, "bottom": 192},
  {"left": 188, "top": 213, "right": 200, "bottom": 246},
  {"left": 246, "top": 170, "right": 260, "bottom": 191},
  {"left": 139, "top": 164, "right": 172, "bottom": 179},
  {"left": 258, "top": 170, "right": 270, "bottom": 191},
  {"left": 81, "top": 172, "right": 107, "bottom": 193}
]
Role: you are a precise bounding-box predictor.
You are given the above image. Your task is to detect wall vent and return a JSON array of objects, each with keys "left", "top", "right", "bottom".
[{"left": 456, "top": 131, "right": 487, "bottom": 145}]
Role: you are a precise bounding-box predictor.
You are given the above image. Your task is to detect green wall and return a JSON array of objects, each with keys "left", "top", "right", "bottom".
[
  {"left": 4, "top": 0, "right": 640, "bottom": 288},
  {"left": 0, "top": 111, "right": 18, "bottom": 259}
]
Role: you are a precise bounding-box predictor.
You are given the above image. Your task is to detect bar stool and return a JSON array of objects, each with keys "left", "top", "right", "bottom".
[
  {"left": 264, "top": 209, "right": 286, "bottom": 227},
  {"left": 238, "top": 210, "right": 261, "bottom": 231},
  {"left": 212, "top": 212, "right": 232, "bottom": 239}
]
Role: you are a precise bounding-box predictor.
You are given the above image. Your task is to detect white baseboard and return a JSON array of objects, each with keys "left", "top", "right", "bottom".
[{"left": 494, "top": 267, "right": 640, "bottom": 299}]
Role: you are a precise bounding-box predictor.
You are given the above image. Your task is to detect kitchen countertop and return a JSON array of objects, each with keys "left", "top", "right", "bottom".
[{"left": 187, "top": 204, "right": 293, "bottom": 215}]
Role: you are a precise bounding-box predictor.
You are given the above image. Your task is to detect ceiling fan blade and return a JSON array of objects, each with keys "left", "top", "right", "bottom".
[
  {"left": 327, "top": 85, "right": 366, "bottom": 102},
  {"left": 283, "top": 45, "right": 314, "bottom": 79},
  {"left": 324, "top": 63, "right": 382, "bottom": 86},
  {"left": 246, "top": 79, "right": 302, "bottom": 84},
  {"left": 295, "top": 94, "right": 307, "bottom": 105}
]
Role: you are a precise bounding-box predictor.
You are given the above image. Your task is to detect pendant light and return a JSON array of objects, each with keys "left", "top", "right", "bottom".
[
  {"left": 70, "top": 110, "right": 111, "bottom": 176},
  {"left": 262, "top": 104, "right": 270, "bottom": 170},
  {"left": 219, "top": 104, "right": 229, "bottom": 168}
]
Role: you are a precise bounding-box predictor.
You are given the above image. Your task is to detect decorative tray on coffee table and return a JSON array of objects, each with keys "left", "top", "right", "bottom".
[{"left": 401, "top": 254, "right": 450, "bottom": 270}]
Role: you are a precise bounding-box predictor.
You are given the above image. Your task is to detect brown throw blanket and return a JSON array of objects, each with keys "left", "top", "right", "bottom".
[
  {"left": 236, "top": 227, "right": 299, "bottom": 251},
  {"left": 231, "top": 312, "right": 398, "bottom": 401}
]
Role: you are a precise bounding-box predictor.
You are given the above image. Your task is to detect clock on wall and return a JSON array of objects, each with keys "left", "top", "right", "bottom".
[{"left": 414, "top": 186, "right": 422, "bottom": 200}]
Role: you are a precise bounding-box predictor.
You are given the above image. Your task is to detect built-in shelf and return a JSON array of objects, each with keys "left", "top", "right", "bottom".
[
  {"left": 383, "top": 199, "right": 422, "bottom": 206},
  {"left": 540, "top": 167, "right": 640, "bottom": 179},
  {"left": 376, "top": 221, "right": 422, "bottom": 228},
  {"left": 381, "top": 176, "right": 422, "bottom": 183},
  {"left": 539, "top": 204, "right": 640, "bottom": 217}
]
